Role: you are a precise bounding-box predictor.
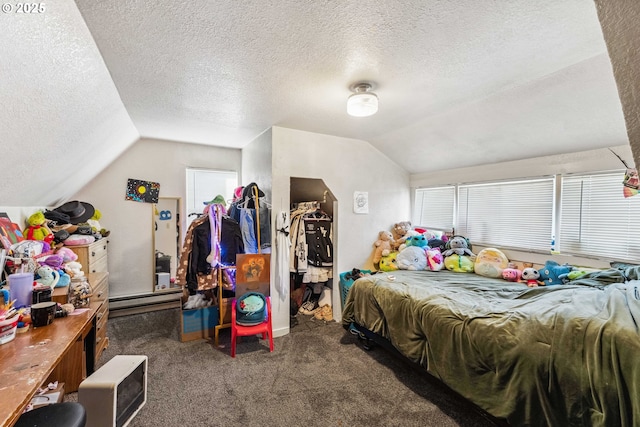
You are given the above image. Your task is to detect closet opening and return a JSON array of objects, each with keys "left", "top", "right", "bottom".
[{"left": 289, "top": 177, "right": 338, "bottom": 329}]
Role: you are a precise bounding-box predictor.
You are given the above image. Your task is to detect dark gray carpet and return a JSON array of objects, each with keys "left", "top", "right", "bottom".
[{"left": 67, "top": 309, "right": 501, "bottom": 427}]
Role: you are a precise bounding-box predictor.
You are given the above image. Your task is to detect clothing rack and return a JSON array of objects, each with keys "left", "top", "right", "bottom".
[{"left": 213, "top": 184, "right": 268, "bottom": 346}]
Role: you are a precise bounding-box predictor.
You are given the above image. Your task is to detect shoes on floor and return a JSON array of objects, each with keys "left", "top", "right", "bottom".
[
  {"left": 299, "top": 300, "right": 319, "bottom": 315},
  {"left": 314, "top": 304, "right": 333, "bottom": 321}
]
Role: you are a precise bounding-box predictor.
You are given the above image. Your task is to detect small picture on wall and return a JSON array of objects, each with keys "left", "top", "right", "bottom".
[
  {"left": 354, "top": 191, "right": 369, "bottom": 214},
  {"left": 126, "top": 178, "right": 160, "bottom": 203}
]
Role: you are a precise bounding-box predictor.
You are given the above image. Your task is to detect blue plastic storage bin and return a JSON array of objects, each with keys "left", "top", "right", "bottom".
[{"left": 339, "top": 270, "right": 372, "bottom": 308}]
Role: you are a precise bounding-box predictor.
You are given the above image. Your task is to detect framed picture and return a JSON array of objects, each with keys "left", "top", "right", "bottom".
[{"left": 353, "top": 191, "right": 369, "bottom": 214}]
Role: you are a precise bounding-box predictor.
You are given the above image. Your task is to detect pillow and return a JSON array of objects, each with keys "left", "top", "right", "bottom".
[{"left": 474, "top": 248, "right": 509, "bottom": 278}]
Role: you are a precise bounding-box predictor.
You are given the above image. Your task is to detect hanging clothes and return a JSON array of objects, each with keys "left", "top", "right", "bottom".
[
  {"left": 176, "top": 214, "right": 217, "bottom": 294},
  {"left": 227, "top": 182, "right": 272, "bottom": 254},
  {"left": 275, "top": 211, "right": 291, "bottom": 301}
]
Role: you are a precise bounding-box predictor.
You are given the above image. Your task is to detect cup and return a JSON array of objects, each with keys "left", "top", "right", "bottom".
[
  {"left": 31, "top": 301, "right": 56, "bottom": 327},
  {"left": 9, "top": 272, "right": 34, "bottom": 309}
]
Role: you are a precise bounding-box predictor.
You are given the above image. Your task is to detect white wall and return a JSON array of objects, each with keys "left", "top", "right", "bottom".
[
  {"left": 411, "top": 144, "right": 634, "bottom": 269},
  {"left": 72, "top": 138, "right": 242, "bottom": 299},
  {"left": 270, "top": 127, "right": 411, "bottom": 332}
]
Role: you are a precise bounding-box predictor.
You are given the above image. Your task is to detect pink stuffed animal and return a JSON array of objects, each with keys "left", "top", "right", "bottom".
[{"left": 502, "top": 268, "right": 522, "bottom": 282}]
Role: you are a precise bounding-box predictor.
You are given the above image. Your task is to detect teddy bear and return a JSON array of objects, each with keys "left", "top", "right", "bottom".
[
  {"left": 521, "top": 267, "right": 543, "bottom": 287},
  {"left": 391, "top": 221, "right": 418, "bottom": 250},
  {"left": 24, "top": 211, "right": 54, "bottom": 243},
  {"left": 396, "top": 246, "right": 427, "bottom": 271},
  {"left": 372, "top": 230, "right": 395, "bottom": 265},
  {"left": 65, "top": 261, "right": 85, "bottom": 279},
  {"left": 379, "top": 252, "right": 399, "bottom": 272}
]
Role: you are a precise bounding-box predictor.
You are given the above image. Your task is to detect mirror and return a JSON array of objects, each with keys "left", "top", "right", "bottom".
[{"left": 152, "top": 197, "right": 182, "bottom": 292}]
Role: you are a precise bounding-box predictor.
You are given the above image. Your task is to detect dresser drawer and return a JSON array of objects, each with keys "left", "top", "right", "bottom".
[
  {"left": 87, "top": 255, "right": 108, "bottom": 274},
  {"left": 69, "top": 239, "right": 109, "bottom": 274},
  {"left": 88, "top": 240, "right": 108, "bottom": 265}
]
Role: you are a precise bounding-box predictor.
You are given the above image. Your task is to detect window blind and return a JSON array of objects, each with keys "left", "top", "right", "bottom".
[
  {"left": 560, "top": 172, "right": 640, "bottom": 261},
  {"left": 413, "top": 186, "right": 455, "bottom": 231},
  {"left": 458, "top": 178, "right": 554, "bottom": 251}
]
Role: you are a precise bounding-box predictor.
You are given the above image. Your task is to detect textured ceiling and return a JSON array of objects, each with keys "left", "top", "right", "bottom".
[
  {"left": 72, "top": 0, "right": 627, "bottom": 173},
  {"left": 1, "top": 1, "right": 630, "bottom": 207}
]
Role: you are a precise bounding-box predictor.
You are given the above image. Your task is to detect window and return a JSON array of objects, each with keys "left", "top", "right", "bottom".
[
  {"left": 560, "top": 172, "right": 640, "bottom": 261},
  {"left": 413, "top": 186, "right": 455, "bottom": 231},
  {"left": 458, "top": 179, "right": 555, "bottom": 251}
]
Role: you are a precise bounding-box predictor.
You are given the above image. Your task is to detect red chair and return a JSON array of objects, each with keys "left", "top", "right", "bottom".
[{"left": 231, "top": 295, "right": 273, "bottom": 357}]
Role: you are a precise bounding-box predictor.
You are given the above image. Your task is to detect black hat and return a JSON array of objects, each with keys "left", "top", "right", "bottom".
[
  {"left": 44, "top": 210, "right": 71, "bottom": 225},
  {"left": 52, "top": 201, "right": 95, "bottom": 225}
]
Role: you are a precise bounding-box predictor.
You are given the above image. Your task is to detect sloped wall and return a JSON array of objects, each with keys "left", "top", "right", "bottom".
[{"left": 72, "top": 138, "right": 241, "bottom": 299}]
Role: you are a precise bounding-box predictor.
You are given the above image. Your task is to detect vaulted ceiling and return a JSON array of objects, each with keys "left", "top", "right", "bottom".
[{"left": 1, "top": 0, "right": 629, "bottom": 206}]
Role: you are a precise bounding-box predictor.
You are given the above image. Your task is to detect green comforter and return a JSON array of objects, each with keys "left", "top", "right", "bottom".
[{"left": 341, "top": 270, "right": 640, "bottom": 427}]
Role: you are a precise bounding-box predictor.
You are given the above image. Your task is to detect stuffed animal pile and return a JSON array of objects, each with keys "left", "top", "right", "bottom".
[{"left": 366, "top": 223, "right": 596, "bottom": 287}]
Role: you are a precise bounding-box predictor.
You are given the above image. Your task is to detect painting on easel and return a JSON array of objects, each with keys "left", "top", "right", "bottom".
[{"left": 235, "top": 253, "right": 270, "bottom": 296}]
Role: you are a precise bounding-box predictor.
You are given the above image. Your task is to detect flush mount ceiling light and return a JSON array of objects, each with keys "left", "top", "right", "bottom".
[{"left": 347, "top": 82, "right": 378, "bottom": 117}]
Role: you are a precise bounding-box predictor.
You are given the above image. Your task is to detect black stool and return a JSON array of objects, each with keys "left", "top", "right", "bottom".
[{"left": 16, "top": 402, "right": 86, "bottom": 427}]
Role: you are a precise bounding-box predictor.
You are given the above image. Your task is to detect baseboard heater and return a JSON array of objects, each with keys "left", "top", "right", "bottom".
[{"left": 109, "top": 290, "right": 182, "bottom": 317}]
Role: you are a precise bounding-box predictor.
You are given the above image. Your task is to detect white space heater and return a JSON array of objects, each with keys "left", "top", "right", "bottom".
[{"left": 78, "top": 355, "right": 148, "bottom": 427}]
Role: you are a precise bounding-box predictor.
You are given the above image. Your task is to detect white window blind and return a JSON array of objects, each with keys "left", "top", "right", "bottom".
[
  {"left": 458, "top": 178, "right": 554, "bottom": 251},
  {"left": 560, "top": 172, "right": 640, "bottom": 261},
  {"left": 414, "top": 186, "right": 455, "bottom": 230}
]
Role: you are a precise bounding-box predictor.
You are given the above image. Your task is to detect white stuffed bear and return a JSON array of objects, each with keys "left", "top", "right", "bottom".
[{"left": 65, "top": 261, "right": 85, "bottom": 279}]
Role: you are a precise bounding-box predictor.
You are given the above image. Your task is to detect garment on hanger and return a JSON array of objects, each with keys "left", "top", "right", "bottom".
[
  {"left": 275, "top": 211, "right": 290, "bottom": 301},
  {"left": 227, "top": 182, "right": 271, "bottom": 253}
]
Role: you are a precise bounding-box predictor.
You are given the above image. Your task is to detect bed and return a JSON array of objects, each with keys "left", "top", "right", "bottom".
[{"left": 341, "top": 269, "right": 640, "bottom": 427}]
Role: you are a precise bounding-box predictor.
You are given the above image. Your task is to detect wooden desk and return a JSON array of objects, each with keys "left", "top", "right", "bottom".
[{"left": 0, "top": 300, "right": 101, "bottom": 427}]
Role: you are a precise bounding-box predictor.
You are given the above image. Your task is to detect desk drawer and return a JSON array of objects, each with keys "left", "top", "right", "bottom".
[{"left": 91, "top": 276, "right": 108, "bottom": 304}]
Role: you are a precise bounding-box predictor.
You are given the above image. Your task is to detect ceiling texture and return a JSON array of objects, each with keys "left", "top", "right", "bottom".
[{"left": 1, "top": 0, "right": 630, "bottom": 205}]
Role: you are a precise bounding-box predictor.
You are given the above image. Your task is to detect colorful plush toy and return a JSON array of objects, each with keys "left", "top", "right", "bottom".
[
  {"left": 379, "top": 251, "right": 399, "bottom": 272},
  {"left": 444, "top": 254, "right": 475, "bottom": 273},
  {"left": 502, "top": 268, "right": 522, "bottom": 282},
  {"left": 86, "top": 208, "right": 110, "bottom": 238},
  {"left": 474, "top": 248, "right": 509, "bottom": 278},
  {"left": 399, "top": 234, "right": 429, "bottom": 252},
  {"left": 521, "top": 268, "right": 543, "bottom": 287},
  {"left": 559, "top": 269, "right": 589, "bottom": 283},
  {"left": 396, "top": 246, "right": 427, "bottom": 270},
  {"left": 426, "top": 247, "right": 444, "bottom": 271},
  {"left": 427, "top": 238, "right": 448, "bottom": 253},
  {"left": 442, "top": 236, "right": 475, "bottom": 257},
  {"left": 539, "top": 260, "right": 573, "bottom": 286},
  {"left": 56, "top": 247, "right": 78, "bottom": 263},
  {"left": 35, "top": 265, "right": 60, "bottom": 289},
  {"left": 373, "top": 230, "right": 395, "bottom": 265},
  {"left": 24, "top": 211, "right": 54, "bottom": 243}
]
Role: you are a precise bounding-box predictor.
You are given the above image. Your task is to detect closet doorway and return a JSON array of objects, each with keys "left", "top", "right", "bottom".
[
  {"left": 185, "top": 168, "right": 237, "bottom": 229},
  {"left": 289, "top": 177, "right": 338, "bottom": 328}
]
